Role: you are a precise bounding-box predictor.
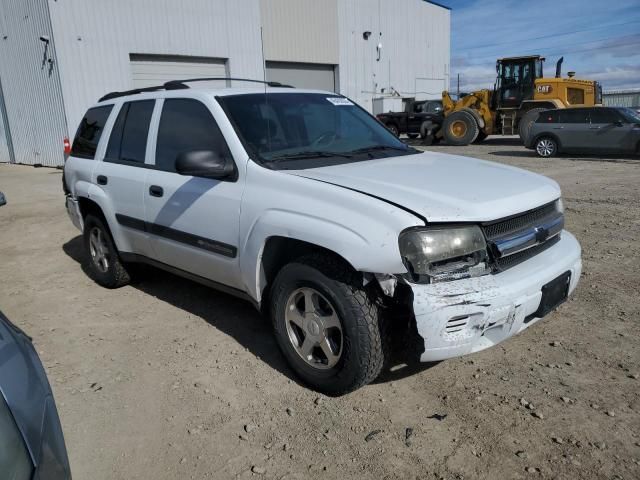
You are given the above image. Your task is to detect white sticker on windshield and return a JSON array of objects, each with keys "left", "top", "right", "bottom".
[{"left": 327, "top": 97, "right": 353, "bottom": 106}]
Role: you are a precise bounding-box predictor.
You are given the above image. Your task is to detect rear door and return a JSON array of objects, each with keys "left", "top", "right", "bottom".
[
  {"left": 143, "top": 97, "right": 244, "bottom": 290},
  {"left": 94, "top": 100, "right": 156, "bottom": 256},
  {"left": 557, "top": 109, "right": 590, "bottom": 151},
  {"left": 67, "top": 105, "right": 114, "bottom": 197},
  {"left": 587, "top": 108, "right": 634, "bottom": 153}
]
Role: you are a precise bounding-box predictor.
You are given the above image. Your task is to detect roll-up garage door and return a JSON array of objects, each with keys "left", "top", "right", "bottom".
[
  {"left": 265, "top": 61, "right": 336, "bottom": 92},
  {"left": 129, "top": 54, "right": 228, "bottom": 89}
]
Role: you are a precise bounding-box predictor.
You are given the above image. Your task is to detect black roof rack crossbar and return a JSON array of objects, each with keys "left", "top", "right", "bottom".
[{"left": 99, "top": 77, "right": 293, "bottom": 102}]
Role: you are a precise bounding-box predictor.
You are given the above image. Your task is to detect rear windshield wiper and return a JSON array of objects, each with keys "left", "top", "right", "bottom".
[{"left": 269, "top": 150, "right": 354, "bottom": 162}]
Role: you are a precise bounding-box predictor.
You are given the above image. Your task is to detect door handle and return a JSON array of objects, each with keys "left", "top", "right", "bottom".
[
  {"left": 552, "top": 127, "right": 564, "bottom": 130},
  {"left": 96, "top": 175, "right": 108, "bottom": 185},
  {"left": 149, "top": 185, "right": 164, "bottom": 197}
]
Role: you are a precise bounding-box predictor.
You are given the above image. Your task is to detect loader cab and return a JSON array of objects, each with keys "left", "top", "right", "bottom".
[{"left": 495, "top": 56, "right": 544, "bottom": 109}]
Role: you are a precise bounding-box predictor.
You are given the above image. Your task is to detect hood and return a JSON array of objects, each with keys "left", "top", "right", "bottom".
[{"left": 287, "top": 151, "right": 561, "bottom": 223}]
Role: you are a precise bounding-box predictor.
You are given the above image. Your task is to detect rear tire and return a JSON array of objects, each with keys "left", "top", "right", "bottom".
[
  {"left": 473, "top": 131, "right": 488, "bottom": 144},
  {"left": 83, "top": 215, "right": 131, "bottom": 288},
  {"left": 518, "top": 108, "right": 547, "bottom": 143},
  {"left": 535, "top": 136, "right": 558, "bottom": 158},
  {"left": 443, "top": 111, "right": 479, "bottom": 146},
  {"left": 270, "top": 254, "right": 387, "bottom": 395},
  {"left": 386, "top": 123, "right": 399, "bottom": 137}
]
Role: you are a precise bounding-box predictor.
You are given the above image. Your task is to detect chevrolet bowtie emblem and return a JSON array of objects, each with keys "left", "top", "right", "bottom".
[{"left": 534, "top": 226, "right": 549, "bottom": 243}]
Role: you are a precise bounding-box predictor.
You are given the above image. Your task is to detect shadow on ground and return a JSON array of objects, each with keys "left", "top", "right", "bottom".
[{"left": 62, "top": 235, "right": 433, "bottom": 390}]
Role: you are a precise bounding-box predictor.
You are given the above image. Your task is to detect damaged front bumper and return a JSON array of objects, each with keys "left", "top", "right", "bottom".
[{"left": 409, "top": 231, "right": 581, "bottom": 362}]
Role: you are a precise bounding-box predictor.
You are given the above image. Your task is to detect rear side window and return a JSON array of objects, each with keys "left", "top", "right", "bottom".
[
  {"left": 105, "top": 100, "right": 155, "bottom": 163},
  {"left": 155, "top": 99, "right": 231, "bottom": 172},
  {"left": 71, "top": 106, "right": 113, "bottom": 159},
  {"left": 558, "top": 110, "right": 589, "bottom": 124},
  {"left": 536, "top": 111, "right": 558, "bottom": 123},
  {"left": 589, "top": 108, "right": 620, "bottom": 124}
]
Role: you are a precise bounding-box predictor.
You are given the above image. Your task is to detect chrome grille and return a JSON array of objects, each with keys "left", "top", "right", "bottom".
[
  {"left": 483, "top": 202, "right": 563, "bottom": 272},
  {"left": 494, "top": 235, "right": 560, "bottom": 271},
  {"left": 484, "top": 202, "right": 558, "bottom": 240}
]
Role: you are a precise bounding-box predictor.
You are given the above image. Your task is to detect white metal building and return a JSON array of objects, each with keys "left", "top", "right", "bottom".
[{"left": 0, "top": 0, "right": 450, "bottom": 167}]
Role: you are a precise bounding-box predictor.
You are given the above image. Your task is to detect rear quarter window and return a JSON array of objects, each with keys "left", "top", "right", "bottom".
[
  {"left": 71, "top": 106, "right": 113, "bottom": 159},
  {"left": 558, "top": 109, "right": 589, "bottom": 124},
  {"left": 536, "top": 111, "right": 558, "bottom": 123}
]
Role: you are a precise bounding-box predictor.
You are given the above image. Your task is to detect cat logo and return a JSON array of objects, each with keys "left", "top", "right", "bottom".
[{"left": 536, "top": 85, "right": 553, "bottom": 94}]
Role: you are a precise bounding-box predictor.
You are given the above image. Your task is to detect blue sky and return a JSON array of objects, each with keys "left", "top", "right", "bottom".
[{"left": 437, "top": 0, "right": 640, "bottom": 92}]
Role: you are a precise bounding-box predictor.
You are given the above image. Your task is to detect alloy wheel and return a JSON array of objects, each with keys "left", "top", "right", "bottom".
[
  {"left": 284, "top": 287, "right": 343, "bottom": 370},
  {"left": 536, "top": 138, "right": 556, "bottom": 157},
  {"left": 88, "top": 226, "right": 110, "bottom": 273}
]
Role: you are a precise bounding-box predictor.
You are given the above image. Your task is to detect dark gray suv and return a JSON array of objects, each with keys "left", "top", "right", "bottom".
[{"left": 525, "top": 107, "right": 640, "bottom": 157}]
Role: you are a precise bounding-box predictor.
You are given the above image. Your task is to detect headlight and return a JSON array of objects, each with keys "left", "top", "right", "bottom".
[
  {"left": 555, "top": 198, "right": 564, "bottom": 214},
  {"left": 399, "top": 225, "right": 490, "bottom": 283}
]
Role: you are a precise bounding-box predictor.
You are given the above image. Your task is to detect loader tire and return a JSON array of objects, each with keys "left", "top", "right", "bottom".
[
  {"left": 518, "top": 108, "right": 547, "bottom": 143},
  {"left": 443, "top": 111, "right": 479, "bottom": 146}
]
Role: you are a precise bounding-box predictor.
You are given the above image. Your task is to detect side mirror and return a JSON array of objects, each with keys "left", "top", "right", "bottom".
[
  {"left": 175, "top": 150, "right": 234, "bottom": 179},
  {"left": 0, "top": 192, "right": 5, "bottom": 206}
]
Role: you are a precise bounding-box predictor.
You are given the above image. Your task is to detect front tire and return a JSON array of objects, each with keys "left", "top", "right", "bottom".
[
  {"left": 83, "top": 214, "right": 131, "bottom": 288},
  {"left": 386, "top": 123, "right": 399, "bottom": 137},
  {"left": 442, "top": 110, "right": 479, "bottom": 146},
  {"left": 270, "top": 254, "right": 387, "bottom": 395},
  {"left": 535, "top": 137, "right": 558, "bottom": 158}
]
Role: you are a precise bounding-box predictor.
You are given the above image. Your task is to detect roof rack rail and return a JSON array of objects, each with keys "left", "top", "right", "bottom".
[
  {"left": 164, "top": 77, "right": 294, "bottom": 89},
  {"left": 98, "top": 77, "right": 293, "bottom": 102}
]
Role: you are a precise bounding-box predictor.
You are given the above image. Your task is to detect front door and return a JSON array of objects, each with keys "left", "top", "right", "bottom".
[
  {"left": 587, "top": 108, "right": 635, "bottom": 153},
  {"left": 143, "top": 97, "right": 244, "bottom": 290}
]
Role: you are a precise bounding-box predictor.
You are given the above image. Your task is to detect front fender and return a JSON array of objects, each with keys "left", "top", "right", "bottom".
[{"left": 240, "top": 209, "right": 406, "bottom": 302}]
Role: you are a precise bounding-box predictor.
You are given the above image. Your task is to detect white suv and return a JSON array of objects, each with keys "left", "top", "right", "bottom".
[{"left": 64, "top": 80, "right": 582, "bottom": 395}]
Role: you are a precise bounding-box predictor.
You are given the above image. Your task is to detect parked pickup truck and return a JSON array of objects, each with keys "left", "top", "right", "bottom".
[
  {"left": 376, "top": 99, "right": 444, "bottom": 143},
  {"left": 64, "top": 82, "right": 581, "bottom": 395}
]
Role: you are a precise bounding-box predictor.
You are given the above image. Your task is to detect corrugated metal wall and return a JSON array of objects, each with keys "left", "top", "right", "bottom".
[
  {"left": 48, "top": 0, "right": 264, "bottom": 141},
  {"left": 338, "top": 0, "right": 450, "bottom": 111},
  {"left": 260, "top": 0, "right": 339, "bottom": 64},
  {"left": 0, "top": 0, "right": 68, "bottom": 166},
  {"left": 603, "top": 90, "right": 640, "bottom": 108},
  {"left": 0, "top": 76, "right": 13, "bottom": 164}
]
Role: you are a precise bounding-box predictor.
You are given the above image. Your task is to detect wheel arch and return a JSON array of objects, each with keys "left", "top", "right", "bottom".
[
  {"left": 258, "top": 237, "right": 357, "bottom": 312},
  {"left": 239, "top": 209, "right": 408, "bottom": 306},
  {"left": 533, "top": 132, "right": 563, "bottom": 152},
  {"left": 76, "top": 188, "right": 131, "bottom": 252}
]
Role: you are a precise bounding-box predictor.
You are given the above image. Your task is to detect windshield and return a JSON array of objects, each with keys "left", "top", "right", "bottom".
[
  {"left": 620, "top": 107, "right": 640, "bottom": 123},
  {"left": 217, "top": 93, "right": 417, "bottom": 167}
]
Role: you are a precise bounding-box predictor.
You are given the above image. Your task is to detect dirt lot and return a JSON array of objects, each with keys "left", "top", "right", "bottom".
[{"left": 1, "top": 138, "right": 639, "bottom": 480}]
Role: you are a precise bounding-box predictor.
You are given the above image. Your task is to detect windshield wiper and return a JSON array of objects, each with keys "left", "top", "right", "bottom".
[
  {"left": 347, "top": 145, "right": 415, "bottom": 155},
  {"left": 269, "top": 150, "right": 354, "bottom": 162}
]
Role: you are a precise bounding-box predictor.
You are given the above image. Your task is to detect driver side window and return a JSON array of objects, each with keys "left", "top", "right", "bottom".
[{"left": 155, "top": 99, "right": 232, "bottom": 172}]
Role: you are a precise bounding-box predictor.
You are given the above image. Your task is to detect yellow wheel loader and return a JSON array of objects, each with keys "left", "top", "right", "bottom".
[{"left": 440, "top": 56, "right": 603, "bottom": 145}]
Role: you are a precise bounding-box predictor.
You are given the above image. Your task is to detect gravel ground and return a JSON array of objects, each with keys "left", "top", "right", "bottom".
[{"left": 0, "top": 138, "right": 639, "bottom": 479}]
